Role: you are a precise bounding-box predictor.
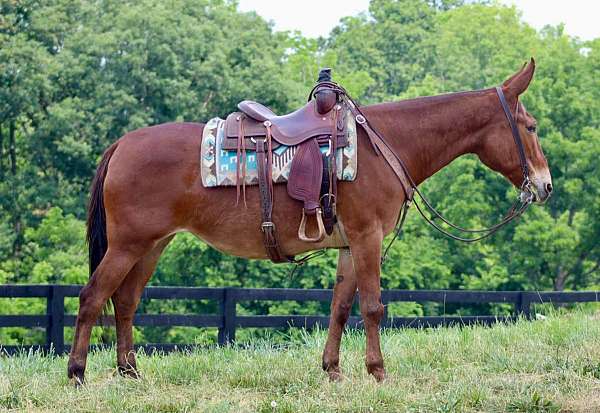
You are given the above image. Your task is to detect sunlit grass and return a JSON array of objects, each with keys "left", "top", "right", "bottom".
[{"left": 2, "top": 312, "right": 600, "bottom": 412}]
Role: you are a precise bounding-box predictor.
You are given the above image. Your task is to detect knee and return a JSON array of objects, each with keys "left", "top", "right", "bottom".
[
  {"left": 362, "top": 301, "right": 384, "bottom": 322},
  {"left": 333, "top": 302, "right": 352, "bottom": 325},
  {"left": 112, "top": 292, "right": 137, "bottom": 317}
]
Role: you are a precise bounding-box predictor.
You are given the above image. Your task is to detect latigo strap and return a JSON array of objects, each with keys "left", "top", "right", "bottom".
[{"left": 255, "top": 134, "right": 292, "bottom": 263}]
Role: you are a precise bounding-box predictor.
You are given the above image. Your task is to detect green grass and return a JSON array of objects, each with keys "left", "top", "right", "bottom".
[{"left": 2, "top": 313, "right": 600, "bottom": 412}]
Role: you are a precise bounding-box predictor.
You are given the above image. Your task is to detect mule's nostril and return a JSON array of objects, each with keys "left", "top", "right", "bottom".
[{"left": 545, "top": 183, "right": 553, "bottom": 193}]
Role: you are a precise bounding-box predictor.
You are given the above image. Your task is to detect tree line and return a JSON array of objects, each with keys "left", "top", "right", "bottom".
[{"left": 1, "top": 0, "right": 598, "bottom": 344}]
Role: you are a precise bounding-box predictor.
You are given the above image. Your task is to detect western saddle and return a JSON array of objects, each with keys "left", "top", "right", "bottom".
[{"left": 224, "top": 69, "right": 349, "bottom": 263}]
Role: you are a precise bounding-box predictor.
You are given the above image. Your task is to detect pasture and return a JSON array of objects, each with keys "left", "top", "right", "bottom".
[{"left": 2, "top": 312, "right": 600, "bottom": 412}]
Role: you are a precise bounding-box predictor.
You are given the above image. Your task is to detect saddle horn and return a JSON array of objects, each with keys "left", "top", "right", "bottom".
[{"left": 314, "top": 68, "right": 337, "bottom": 115}]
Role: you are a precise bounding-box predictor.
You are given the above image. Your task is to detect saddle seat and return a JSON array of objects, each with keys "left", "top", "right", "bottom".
[{"left": 226, "top": 99, "right": 346, "bottom": 148}]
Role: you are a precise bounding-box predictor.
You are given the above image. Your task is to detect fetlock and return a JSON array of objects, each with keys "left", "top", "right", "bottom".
[{"left": 366, "top": 360, "right": 385, "bottom": 382}]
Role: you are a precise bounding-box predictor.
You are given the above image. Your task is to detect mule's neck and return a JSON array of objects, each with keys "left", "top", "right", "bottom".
[{"left": 362, "top": 89, "right": 497, "bottom": 185}]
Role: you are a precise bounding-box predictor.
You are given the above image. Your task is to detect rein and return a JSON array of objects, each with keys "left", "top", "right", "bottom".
[{"left": 309, "top": 83, "right": 536, "bottom": 260}]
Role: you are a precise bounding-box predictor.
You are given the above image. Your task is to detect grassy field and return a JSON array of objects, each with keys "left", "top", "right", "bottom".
[{"left": 2, "top": 313, "right": 600, "bottom": 412}]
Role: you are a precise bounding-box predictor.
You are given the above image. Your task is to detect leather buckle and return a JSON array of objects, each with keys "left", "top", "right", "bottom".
[
  {"left": 355, "top": 114, "right": 366, "bottom": 124},
  {"left": 261, "top": 221, "right": 275, "bottom": 232}
]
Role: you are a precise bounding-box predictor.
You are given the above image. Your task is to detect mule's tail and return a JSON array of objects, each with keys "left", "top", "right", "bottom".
[{"left": 87, "top": 142, "right": 119, "bottom": 277}]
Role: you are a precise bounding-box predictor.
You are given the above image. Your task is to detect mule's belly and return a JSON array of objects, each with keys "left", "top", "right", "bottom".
[{"left": 186, "top": 183, "right": 349, "bottom": 259}]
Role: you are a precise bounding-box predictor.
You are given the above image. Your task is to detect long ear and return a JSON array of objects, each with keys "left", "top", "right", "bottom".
[
  {"left": 503, "top": 58, "right": 535, "bottom": 96},
  {"left": 502, "top": 62, "right": 527, "bottom": 86}
]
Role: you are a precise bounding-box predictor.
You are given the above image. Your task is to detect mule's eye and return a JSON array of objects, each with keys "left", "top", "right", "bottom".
[{"left": 526, "top": 125, "right": 537, "bottom": 133}]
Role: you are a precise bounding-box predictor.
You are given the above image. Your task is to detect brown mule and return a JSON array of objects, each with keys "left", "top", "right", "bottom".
[{"left": 67, "top": 60, "right": 551, "bottom": 384}]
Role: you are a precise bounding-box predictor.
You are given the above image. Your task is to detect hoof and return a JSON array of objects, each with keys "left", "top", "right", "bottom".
[
  {"left": 67, "top": 363, "right": 85, "bottom": 386},
  {"left": 327, "top": 368, "right": 343, "bottom": 382},
  {"left": 370, "top": 367, "right": 386, "bottom": 383},
  {"left": 117, "top": 364, "right": 140, "bottom": 379},
  {"left": 322, "top": 358, "right": 342, "bottom": 382}
]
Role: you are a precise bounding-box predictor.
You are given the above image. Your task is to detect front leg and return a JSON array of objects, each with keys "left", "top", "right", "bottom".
[
  {"left": 352, "top": 232, "right": 386, "bottom": 382},
  {"left": 322, "top": 248, "right": 357, "bottom": 381}
]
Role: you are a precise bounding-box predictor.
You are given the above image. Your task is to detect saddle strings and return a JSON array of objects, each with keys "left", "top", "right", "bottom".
[
  {"left": 329, "top": 106, "right": 338, "bottom": 202},
  {"left": 242, "top": 130, "right": 247, "bottom": 206},
  {"left": 266, "top": 123, "right": 274, "bottom": 207},
  {"left": 236, "top": 115, "right": 248, "bottom": 207}
]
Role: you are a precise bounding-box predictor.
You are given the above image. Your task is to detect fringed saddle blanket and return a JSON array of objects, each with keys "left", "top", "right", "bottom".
[{"left": 200, "top": 113, "right": 358, "bottom": 187}]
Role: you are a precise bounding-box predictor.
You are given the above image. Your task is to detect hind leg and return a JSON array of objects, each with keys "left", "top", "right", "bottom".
[
  {"left": 112, "top": 236, "right": 174, "bottom": 377},
  {"left": 67, "top": 242, "right": 153, "bottom": 384}
]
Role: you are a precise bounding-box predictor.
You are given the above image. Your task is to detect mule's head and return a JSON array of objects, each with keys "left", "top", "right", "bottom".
[{"left": 476, "top": 59, "right": 552, "bottom": 203}]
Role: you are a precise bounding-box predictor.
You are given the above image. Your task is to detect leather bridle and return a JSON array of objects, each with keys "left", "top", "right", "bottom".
[
  {"left": 319, "top": 83, "right": 536, "bottom": 259},
  {"left": 495, "top": 86, "right": 532, "bottom": 194}
]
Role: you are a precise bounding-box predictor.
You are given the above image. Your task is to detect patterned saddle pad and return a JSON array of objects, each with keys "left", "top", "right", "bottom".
[{"left": 200, "top": 112, "right": 358, "bottom": 187}]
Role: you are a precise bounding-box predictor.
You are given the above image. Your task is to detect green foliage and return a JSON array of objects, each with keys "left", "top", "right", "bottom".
[
  {"left": 1, "top": 207, "right": 86, "bottom": 284},
  {"left": 1, "top": 0, "right": 599, "bottom": 345}
]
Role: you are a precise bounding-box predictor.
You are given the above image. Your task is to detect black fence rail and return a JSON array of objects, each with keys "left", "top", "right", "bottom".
[{"left": 1, "top": 285, "right": 599, "bottom": 355}]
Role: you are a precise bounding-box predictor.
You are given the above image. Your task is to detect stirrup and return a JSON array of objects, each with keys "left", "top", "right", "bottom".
[{"left": 298, "top": 208, "right": 326, "bottom": 242}]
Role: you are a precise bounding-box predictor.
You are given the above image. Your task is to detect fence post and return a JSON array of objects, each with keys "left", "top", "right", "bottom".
[
  {"left": 514, "top": 292, "right": 522, "bottom": 318},
  {"left": 382, "top": 296, "right": 389, "bottom": 328},
  {"left": 46, "top": 285, "right": 65, "bottom": 354},
  {"left": 218, "top": 287, "right": 236, "bottom": 345},
  {"left": 45, "top": 286, "right": 53, "bottom": 351},
  {"left": 516, "top": 292, "right": 532, "bottom": 320}
]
